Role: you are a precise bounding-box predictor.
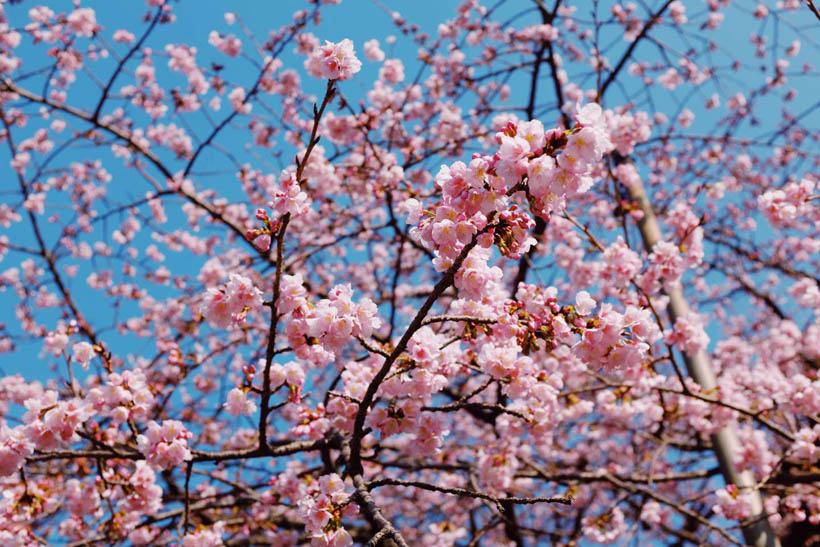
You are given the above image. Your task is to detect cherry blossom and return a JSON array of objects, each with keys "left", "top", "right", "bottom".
[
  {"left": 0, "top": 1, "right": 818, "bottom": 545},
  {"left": 137, "top": 420, "right": 193, "bottom": 470},
  {"left": 305, "top": 39, "right": 362, "bottom": 81}
]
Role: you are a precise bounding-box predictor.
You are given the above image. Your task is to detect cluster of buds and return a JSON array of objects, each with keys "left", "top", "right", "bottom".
[
  {"left": 510, "top": 304, "right": 559, "bottom": 356},
  {"left": 507, "top": 285, "right": 613, "bottom": 363},
  {"left": 507, "top": 286, "right": 565, "bottom": 355},
  {"left": 241, "top": 362, "right": 257, "bottom": 384},
  {"left": 245, "top": 208, "right": 280, "bottom": 252},
  {"left": 491, "top": 207, "right": 536, "bottom": 258}
]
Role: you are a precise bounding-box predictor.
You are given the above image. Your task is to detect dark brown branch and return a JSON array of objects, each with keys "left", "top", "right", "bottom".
[{"left": 368, "top": 478, "right": 572, "bottom": 506}]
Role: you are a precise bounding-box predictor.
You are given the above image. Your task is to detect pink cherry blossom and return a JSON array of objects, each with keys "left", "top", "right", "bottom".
[
  {"left": 666, "top": 312, "right": 710, "bottom": 356},
  {"left": 137, "top": 420, "right": 193, "bottom": 470},
  {"left": 66, "top": 8, "right": 98, "bottom": 37},
  {"left": 0, "top": 425, "right": 34, "bottom": 476},
  {"left": 71, "top": 341, "right": 95, "bottom": 369},
  {"left": 224, "top": 388, "right": 257, "bottom": 417},
  {"left": 0, "top": 2, "right": 817, "bottom": 545},
  {"left": 305, "top": 39, "right": 362, "bottom": 81},
  {"left": 363, "top": 39, "right": 385, "bottom": 61}
]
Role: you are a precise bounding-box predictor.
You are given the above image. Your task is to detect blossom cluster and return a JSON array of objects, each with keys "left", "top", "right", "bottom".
[
  {"left": 297, "top": 473, "right": 355, "bottom": 546},
  {"left": 280, "top": 277, "right": 381, "bottom": 363},
  {"left": 200, "top": 273, "right": 263, "bottom": 329},
  {"left": 136, "top": 420, "right": 193, "bottom": 470},
  {"left": 407, "top": 103, "right": 647, "bottom": 274},
  {"left": 224, "top": 387, "right": 257, "bottom": 417},
  {"left": 758, "top": 177, "right": 817, "bottom": 227},
  {"left": 23, "top": 390, "right": 93, "bottom": 451},
  {"left": 304, "top": 39, "right": 362, "bottom": 81}
]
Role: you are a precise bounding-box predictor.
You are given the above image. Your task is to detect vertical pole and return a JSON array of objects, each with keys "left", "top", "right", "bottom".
[{"left": 627, "top": 178, "right": 779, "bottom": 547}]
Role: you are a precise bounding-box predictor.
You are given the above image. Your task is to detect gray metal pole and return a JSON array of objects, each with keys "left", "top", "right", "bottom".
[{"left": 626, "top": 178, "right": 779, "bottom": 547}]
